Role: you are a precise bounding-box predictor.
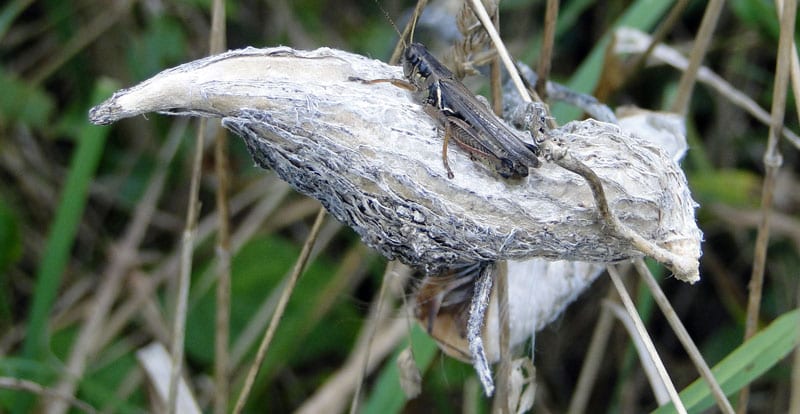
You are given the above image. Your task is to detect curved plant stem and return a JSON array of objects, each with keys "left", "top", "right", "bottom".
[
  {"left": 669, "top": 0, "right": 724, "bottom": 116},
  {"left": 232, "top": 207, "right": 327, "bottom": 414},
  {"left": 168, "top": 118, "right": 206, "bottom": 414},
  {"left": 606, "top": 265, "right": 686, "bottom": 414},
  {"left": 633, "top": 260, "right": 734, "bottom": 413},
  {"left": 738, "top": 0, "right": 797, "bottom": 412},
  {"left": 208, "top": 0, "right": 230, "bottom": 412}
]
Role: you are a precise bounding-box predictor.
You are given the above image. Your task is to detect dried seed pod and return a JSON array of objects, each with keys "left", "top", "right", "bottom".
[{"left": 89, "top": 47, "right": 701, "bottom": 280}]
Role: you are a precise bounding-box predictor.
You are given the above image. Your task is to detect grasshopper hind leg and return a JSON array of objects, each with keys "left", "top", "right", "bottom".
[{"left": 441, "top": 120, "right": 456, "bottom": 179}]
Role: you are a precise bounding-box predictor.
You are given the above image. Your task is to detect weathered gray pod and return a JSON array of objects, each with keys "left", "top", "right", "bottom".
[{"left": 89, "top": 46, "right": 701, "bottom": 280}]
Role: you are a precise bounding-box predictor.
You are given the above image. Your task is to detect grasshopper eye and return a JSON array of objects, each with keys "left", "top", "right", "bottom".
[{"left": 403, "top": 60, "right": 414, "bottom": 78}]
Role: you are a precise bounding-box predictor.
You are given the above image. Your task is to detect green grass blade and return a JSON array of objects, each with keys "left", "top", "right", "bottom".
[
  {"left": 11, "top": 80, "right": 115, "bottom": 414},
  {"left": 362, "top": 324, "right": 440, "bottom": 414},
  {"left": 652, "top": 309, "right": 800, "bottom": 414},
  {"left": 21, "top": 80, "right": 116, "bottom": 359}
]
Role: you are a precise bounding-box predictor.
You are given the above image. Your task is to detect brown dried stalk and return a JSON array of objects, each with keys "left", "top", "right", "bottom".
[{"left": 739, "top": 0, "right": 797, "bottom": 412}]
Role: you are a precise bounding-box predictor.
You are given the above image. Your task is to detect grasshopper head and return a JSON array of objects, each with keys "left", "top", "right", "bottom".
[{"left": 402, "top": 43, "right": 431, "bottom": 86}]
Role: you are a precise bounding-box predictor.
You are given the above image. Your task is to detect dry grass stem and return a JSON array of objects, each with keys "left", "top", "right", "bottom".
[
  {"left": 624, "top": 0, "right": 690, "bottom": 80},
  {"left": 350, "top": 261, "right": 398, "bottom": 414},
  {"left": 606, "top": 265, "right": 686, "bottom": 413},
  {"left": 207, "top": 1, "right": 230, "bottom": 412},
  {"left": 168, "top": 116, "right": 207, "bottom": 414},
  {"left": 389, "top": 0, "right": 429, "bottom": 65},
  {"left": 466, "top": 0, "right": 530, "bottom": 103},
  {"left": 603, "top": 300, "right": 669, "bottom": 404},
  {"left": 739, "top": 1, "right": 797, "bottom": 411},
  {"left": 633, "top": 259, "right": 734, "bottom": 413},
  {"left": 296, "top": 315, "right": 410, "bottom": 414},
  {"left": 232, "top": 207, "right": 327, "bottom": 414},
  {"left": 669, "top": 0, "right": 724, "bottom": 116},
  {"left": 490, "top": 9, "right": 503, "bottom": 116},
  {"left": 566, "top": 294, "right": 615, "bottom": 414},
  {"left": 0, "top": 377, "right": 97, "bottom": 414},
  {"left": 614, "top": 28, "right": 800, "bottom": 149},
  {"left": 792, "top": 285, "right": 800, "bottom": 413},
  {"left": 228, "top": 218, "right": 341, "bottom": 371},
  {"left": 534, "top": 0, "right": 559, "bottom": 99},
  {"left": 493, "top": 261, "right": 512, "bottom": 413},
  {"left": 46, "top": 119, "right": 186, "bottom": 414}
]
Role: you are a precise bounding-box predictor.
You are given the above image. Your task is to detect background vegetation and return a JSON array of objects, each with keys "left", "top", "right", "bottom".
[{"left": 0, "top": 0, "right": 798, "bottom": 412}]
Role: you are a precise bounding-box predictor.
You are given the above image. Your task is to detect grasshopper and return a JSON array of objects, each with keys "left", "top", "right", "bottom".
[
  {"left": 354, "top": 33, "right": 542, "bottom": 179},
  {"left": 398, "top": 42, "right": 541, "bottom": 179}
]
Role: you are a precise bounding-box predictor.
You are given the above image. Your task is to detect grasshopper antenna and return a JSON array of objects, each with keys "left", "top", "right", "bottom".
[{"left": 386, "top": 0, "right": 428, "bottom": 65}]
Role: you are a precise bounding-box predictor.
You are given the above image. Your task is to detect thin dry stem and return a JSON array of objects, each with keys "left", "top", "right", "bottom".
[
  {"left": 606, "top": 265, "right": 686, "bottom": 414},
  {"left": 297, "top": 266, "right": 412, "bottom": 414},
  {"left": 739, "top": 1, "right": 797, "bottom": 412},
  {"left": 227, "top": 218, "right": 341, "bottom": 375},
  {"left": 168, "top": 118, "right": 207, "bottom": 414},
  {"left": 296, "top": 314, "right": 410, "bottom": 414},
  {"left": 209, "top": 0, "right": 226, "bottom": 55},
  {"left": 633, "top": 259, "right": 734, "bottom": 414},
  {"left": 789, "top": 0, "right": 800, "bottom": 408},
  {"left": 466, "top": 0, "right": 530, "bottom": 103},
  {"left": 490, "top": 8, "right": 503, "bottom": 116},
  {"left": 614, "top": 27, "right": 800, "bottom": 150},
  {"left": 308, "top": 243, "right": 372, "bottom": 326},
  {"left": 232, "top": 207, "right": 327, "bottom": 414},
  {"left": 99, "top": 179, "right": 288, "bottom": 354},
  {"left": 566, "top": 289, "right": 616, "bottom": 414},
  {"left": 670, "top": 0, "right": 724, "bottom": 116},
  {"left": 208, "top": 0, "right": 230, "bottom": 412},
  {"left": 389, "top": 0, "right": 429, "bottom": 65},
  {"left": 603, "top": 300, "right": 669, "bottom": 404},
  {"left": 213, "top": 130, "right": 232, "bottom": 414},
  {"left": 625, "top": 0, "right": 690, "bottom": 80},
  {"left": 46, "top": 119, "right": 186, "bottom": 414},
  {"left": 0, "top": 377, "right": 97, "bottom": 414},
  {"left": 493, "top": 262, "right": 512, "bottom": 413},
  {"left": 535, "top": 0, "right": 558, "bottom": 100},
  {"left": 350, "top": 261, "right": 397, "bottom": 414}
]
